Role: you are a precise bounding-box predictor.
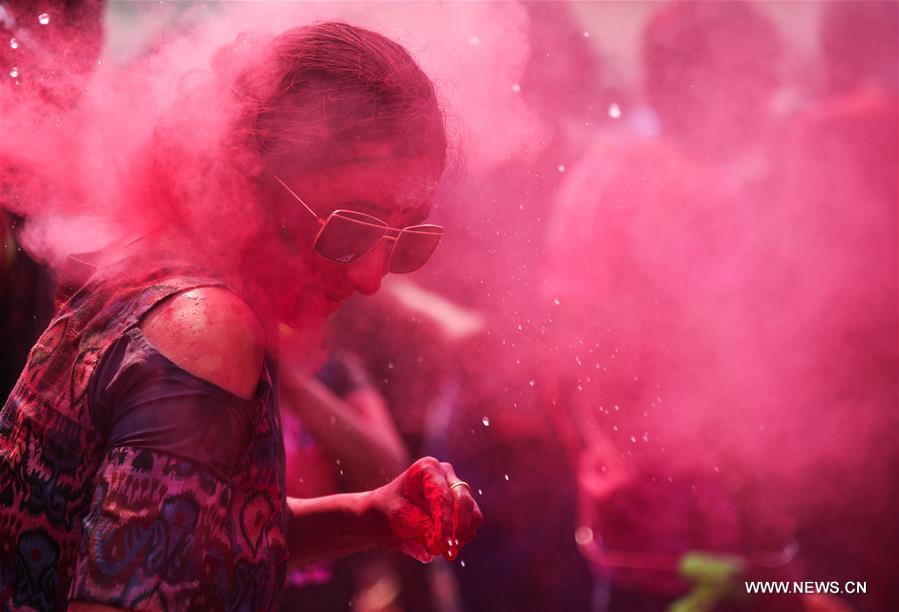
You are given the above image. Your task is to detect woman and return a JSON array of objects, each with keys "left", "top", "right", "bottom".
[{"left": 0, "top": 22, "right": 482, "bottom": 611}]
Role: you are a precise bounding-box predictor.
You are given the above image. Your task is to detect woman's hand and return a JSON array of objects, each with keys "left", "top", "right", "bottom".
[{"left": 366, "top": 457, "right": 483, "bottom": 563}]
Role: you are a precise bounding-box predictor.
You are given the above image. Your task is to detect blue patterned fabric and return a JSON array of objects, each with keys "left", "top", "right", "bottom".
[{"left": 0, "top": 258, "right": 288, "bottom": 610}]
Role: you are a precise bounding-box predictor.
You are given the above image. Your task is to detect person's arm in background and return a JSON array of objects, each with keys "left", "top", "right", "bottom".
[{"left": 280, "top": 349, "right": 409, "bottom": 489}]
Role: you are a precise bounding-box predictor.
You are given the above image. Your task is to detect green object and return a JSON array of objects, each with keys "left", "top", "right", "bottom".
[{"left": 669, "top": 552, "right": 747, "bottom": 612}]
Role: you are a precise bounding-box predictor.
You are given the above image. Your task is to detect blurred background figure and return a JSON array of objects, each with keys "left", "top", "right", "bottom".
[
  {"left": 277, "top": 335, "right": 420, "bottom": 612},
  {"left": 640, "top": 0, "right": 784, "bottom": 182},
  {"left": 543, "top": 1, "right": 895, "bottom": 611},
  {"left": 760, "top": 3, "right": 898, "bottom": 609},
  {"left": 0, "top": 0, "right": 105, "bottom": 398},
  {"left": 420, "top": 4, "right": 607, "bottom": 610}
]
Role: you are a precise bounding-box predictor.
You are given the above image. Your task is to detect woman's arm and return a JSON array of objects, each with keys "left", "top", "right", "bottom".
[
  {"left": 285, "top": 491, "right": 377, "bottom": 564},
  {"left": 286, "top": 457, "right": 483, "bottom": 566},
  {"left": 140, "top": 291, "right": 482, "bottom": 569}
]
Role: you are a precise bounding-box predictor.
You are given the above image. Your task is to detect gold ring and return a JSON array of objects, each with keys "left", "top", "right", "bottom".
[{"left": 450, "top": 481, "right": 471, "bottom": 492}]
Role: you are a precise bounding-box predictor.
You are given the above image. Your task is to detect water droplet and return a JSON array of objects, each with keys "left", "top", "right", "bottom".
[
  {"left": 528, "top": 380, "right": 535, "bottom": 387},
  {"left": 468, "top": 35, "right": 480, "bottom": 46},
  {"left": 9, "top": 66, "right": 18, "bottom": 79},
  {"left": 613, "top": 404, "right": 620, "bottom": 411},
  {"left": 387, "top": 362, "right": 394, "bottom": 369},
  {"left": 612, "top": 425, "right": 619, "bottom": 432},
  {"left": 642, "top": 433, "right": 649, "bottom": 442},
  {"left": 511, "top": 83, "right": 521, "bottom": 93},
  {"left": 629, "top": 435, "right": 637, "bottom": 443},
  {"left": 583, "top": 31, "right": 591, "bottom": 38},
  {"left": 574, "top": 526, "right": 594, "bottom": 545},
  {"left": 38, "top": 13, "right": 50, "bottom": 25},
  {"left": 481, "top": 416, "right": 490, "bottom": 427},
  {"left": 9, "top": 38, "right": 19, "bottom": 50},
  {"left": 557, "top": 164, "right": 566, "bottom": 173},
  {"left": 504, "top": 474, "right": 510, "bottom": 481},
  {"left": 460, "top": 560, "right": 466, "bottom": 568},
  {"left": 477, "top": 488, "right": 483, "bottom": 496},
  {"left": 553, "top": 297, "right": 560, "bottom": 306},
  {"left": 608, "top": 103, "right": 622, "bottom": 119}
]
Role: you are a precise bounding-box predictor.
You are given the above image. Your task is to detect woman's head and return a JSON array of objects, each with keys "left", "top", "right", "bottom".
[
  {"left": 150, "top": 22, "right": 448, "bottom": 324},
  {"left": 233, "top": 22, "right": 446, "bottom": 171}
]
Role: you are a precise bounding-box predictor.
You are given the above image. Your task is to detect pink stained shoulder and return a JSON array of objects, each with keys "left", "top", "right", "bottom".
[{"left": 139, "top": 287, "right": 266, "bottom": 399}]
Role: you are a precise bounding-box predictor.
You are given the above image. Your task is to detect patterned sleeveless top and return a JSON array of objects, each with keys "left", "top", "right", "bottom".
[{"left": 0, "top": 258, "right": 288, "bottom": 610}]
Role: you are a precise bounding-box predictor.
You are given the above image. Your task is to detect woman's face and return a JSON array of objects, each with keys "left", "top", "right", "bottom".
[{"left": 261, "top": 144, "right": 442, "bottom": 325}]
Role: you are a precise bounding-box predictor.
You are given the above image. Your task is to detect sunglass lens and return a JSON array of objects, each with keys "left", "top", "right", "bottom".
[
  {"left": 390, "top": 226, "right": 443, "bottom": 273},
  {"left": 315, "top": 211, "right": 387, "bottom": 264}
]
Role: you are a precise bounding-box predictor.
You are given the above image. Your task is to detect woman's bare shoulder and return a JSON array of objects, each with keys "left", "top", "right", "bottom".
[{"left": 139, "top": 286, "right": 265, "bottom": 399}]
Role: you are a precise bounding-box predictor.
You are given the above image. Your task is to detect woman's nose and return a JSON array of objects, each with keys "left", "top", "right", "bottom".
[{"left": 346, "top": 240, "right": 390, "bottom": 295}]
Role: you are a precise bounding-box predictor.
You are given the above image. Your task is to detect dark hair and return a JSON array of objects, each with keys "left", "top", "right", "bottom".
[
  {"left": 223, "top": 22, "right": 447, "bottom": 169},
  {"left": 145, "top": 22, "right": 446, "bottom": 247}
]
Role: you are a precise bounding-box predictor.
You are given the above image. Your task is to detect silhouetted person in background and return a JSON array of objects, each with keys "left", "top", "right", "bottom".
[{"left": 1, "top": 0, "right": 105, "bottom": 398}]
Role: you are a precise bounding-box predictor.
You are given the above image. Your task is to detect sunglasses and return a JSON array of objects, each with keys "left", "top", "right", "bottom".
[{"left": 272, "top": 174, "right": 444, "bottom": 274}]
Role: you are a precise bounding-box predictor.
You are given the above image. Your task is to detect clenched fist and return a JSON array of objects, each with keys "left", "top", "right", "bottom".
[{"left": 368, "top": 457, "right": 484, "bottom": 562}]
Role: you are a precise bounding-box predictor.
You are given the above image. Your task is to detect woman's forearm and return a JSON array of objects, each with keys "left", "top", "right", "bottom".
[{"left": 286, "top": 492, "right": 383, "bottom": 566}]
